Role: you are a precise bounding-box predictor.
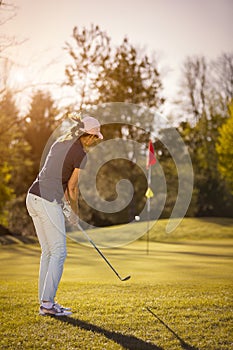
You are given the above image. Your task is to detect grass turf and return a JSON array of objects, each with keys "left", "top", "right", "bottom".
[{"left": 0, "top": 218, "right": 233, "bottom": 349}]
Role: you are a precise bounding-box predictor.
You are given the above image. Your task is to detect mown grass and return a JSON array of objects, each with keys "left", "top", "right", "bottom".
[
  {"left": 0, "top": 218, "right": 233, "bottom": 350},
  {"left": 146, "top": 217, "right": 233, "bottom": 242},
  {"left": 67, "top": 217, "right": 233, "bottom": 248}
]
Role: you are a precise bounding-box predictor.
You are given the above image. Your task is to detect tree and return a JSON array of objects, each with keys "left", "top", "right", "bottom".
[
  {"left": 0, "top": 1, "right": 19, "bottom": 58},
  {"left": 64, "top": 24, "right": 111, "bottom": 110},
  {"left": 96, "top": 37, "right": 164, "bottom": 108},
  {"left": 216, "top": 102, "right": 233, "bottom": 193},
  {"left": 210, "top": 53, "right": 233, "bottom": 116},
  {"left": 176, "top": 54, "right": 233, "bottom": 217},
  {"left": 0, "top": 1, "right": 27, "bottom": 98},
  {"left": 0, "top": 90, "right": 32, "bottom": 225},
  {"left": 178, "top": 115, "right": 233, "bottom": 217},
  {"left": 63, "top": 25, "right": 165, "bottom": 226},
  {"left": 5, "top": 90, "right": 60, "bottom": 235},
  {"left": 64, "top": 24, "right": 164, "bottom": 129},
  {"left": 23, "top": 90, "right": 60, "bottom": 181},
  {"left": 178, "top": 56, "right": 208, "bottom": 122},
  {"left": 0, "top": 162, "right": 13, "bottom": 226}
]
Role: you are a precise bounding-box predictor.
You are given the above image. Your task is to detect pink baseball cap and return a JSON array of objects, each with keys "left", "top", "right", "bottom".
[{"left": 80, "top": 116, "right": 103, "bottom": 139}]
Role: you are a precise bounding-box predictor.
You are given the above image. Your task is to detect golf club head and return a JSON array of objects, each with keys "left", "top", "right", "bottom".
[{"left": 121, "top": 275, "right": 131, "bottom": 281}]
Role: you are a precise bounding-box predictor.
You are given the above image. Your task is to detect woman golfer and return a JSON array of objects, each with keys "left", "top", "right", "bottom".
[{"left": 26, "top": 114, "right": 103, "bottom": 316}]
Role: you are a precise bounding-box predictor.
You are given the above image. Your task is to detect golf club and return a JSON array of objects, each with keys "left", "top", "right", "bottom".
[{"left": 77, "top": 222, "right": 131, "bottom": 282}]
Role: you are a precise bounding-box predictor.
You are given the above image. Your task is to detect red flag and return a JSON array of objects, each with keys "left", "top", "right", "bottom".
[{"left": 146, "top": 140, "right": 156, "bottom": 169}]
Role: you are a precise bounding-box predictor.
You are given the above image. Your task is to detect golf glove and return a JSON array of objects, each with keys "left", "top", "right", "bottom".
[
  {"left": 62, "top": 201, "right": 79, "bottom": 226},
  {"left": 68, "top": 210, "right": 79, "bottom": 226}
]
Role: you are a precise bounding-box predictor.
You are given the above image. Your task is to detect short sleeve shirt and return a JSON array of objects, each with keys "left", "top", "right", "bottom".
[{"left": 29, "top": 139, "right": 87, "bottom": 203}]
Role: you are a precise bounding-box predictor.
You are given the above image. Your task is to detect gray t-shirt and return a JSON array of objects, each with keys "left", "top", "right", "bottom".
[{"left": 29, "top": 139, "right": 87, "bottom": 203}]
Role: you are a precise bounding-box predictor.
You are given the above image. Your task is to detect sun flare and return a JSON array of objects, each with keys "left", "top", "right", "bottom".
[{"left": 13, "top": 69, "right": 26, "bottom": 85}]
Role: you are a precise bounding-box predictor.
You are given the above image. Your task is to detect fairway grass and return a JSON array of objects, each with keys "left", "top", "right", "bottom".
[{"left": 0, "top": 218, "right": 233, "bottom": 349}]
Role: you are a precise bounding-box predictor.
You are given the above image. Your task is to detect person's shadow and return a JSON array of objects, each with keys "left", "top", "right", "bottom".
[
  {"left": 146, "top": 308, "right": 200, "bottom": 350},
  {"left": 56, "top": 316, "right": 163, "bottom": 350}
]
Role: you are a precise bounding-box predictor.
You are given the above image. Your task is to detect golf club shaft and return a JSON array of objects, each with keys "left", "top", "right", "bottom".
[{"left": 77, "top": 223, "right": 127, "bottom": 281}]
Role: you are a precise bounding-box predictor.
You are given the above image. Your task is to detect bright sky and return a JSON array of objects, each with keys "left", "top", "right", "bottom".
[{"left": 2, "top": 0, "right": 233, "bottom": 115}]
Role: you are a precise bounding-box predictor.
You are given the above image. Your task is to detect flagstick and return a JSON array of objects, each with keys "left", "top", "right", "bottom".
[
  {"left": 146, "top": 139, "right": 156, "bottom": 255},
  {"left": 147, "top": 165, "right": 151, "bottom": 255}
]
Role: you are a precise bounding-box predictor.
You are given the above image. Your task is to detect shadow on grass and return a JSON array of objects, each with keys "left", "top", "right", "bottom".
[
  {"left": 163, "top": 250, "right": 233, "bottom": 259},
  {"left": 146, "top": 307, "right": 199, "bottom": 350},
  {"left": 197, "top": 217, "right": 233, "bottom": 226},
  {"left": 56, "top": 316, "right": 163, "bottom": 350}
]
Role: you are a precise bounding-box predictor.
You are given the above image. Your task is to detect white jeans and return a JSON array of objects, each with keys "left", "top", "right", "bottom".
[{"left": 26, "top": 193, "right": 67, "bottom": 304}]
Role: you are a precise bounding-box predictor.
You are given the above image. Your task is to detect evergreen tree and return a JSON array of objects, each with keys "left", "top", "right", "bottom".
[
  {"left": 0, "top": 90, "right": 31, "bottom": 225},
  {"left": 23, "top": 90, "right": 59, "bottom": 181}
]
